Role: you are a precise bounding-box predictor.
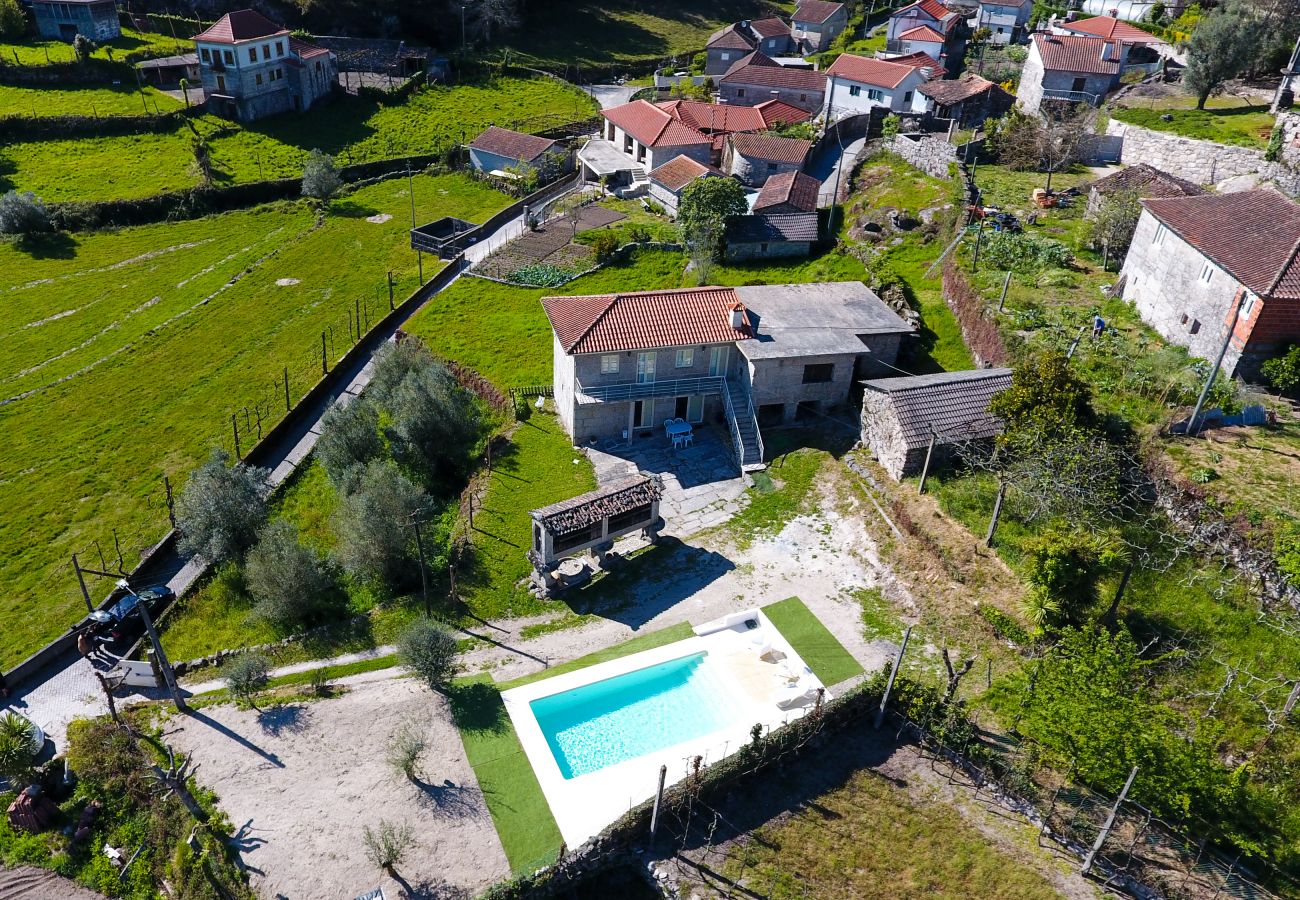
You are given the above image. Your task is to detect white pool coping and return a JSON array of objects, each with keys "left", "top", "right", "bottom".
[{"left": 500, "top": 609, "right": 828, "bottom": 848}]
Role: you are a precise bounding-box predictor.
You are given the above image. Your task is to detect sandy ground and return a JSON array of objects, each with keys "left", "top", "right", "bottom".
[
  {"left": 163, "top": 680, "right": 506, "bottom": 900},
  {"left": 0, "top": 866, "right": 109, "bottom": 900}
]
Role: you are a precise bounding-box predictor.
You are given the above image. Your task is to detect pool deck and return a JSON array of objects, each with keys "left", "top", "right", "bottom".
[{"left": 500, "top": 610, "right": 827, "bottom": 847}]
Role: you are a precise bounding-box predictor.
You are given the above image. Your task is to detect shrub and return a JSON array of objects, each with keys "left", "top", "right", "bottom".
[
  {"left": 589, "top": 229, "right": 621, "bottom": 262},
  {"left": 308, "top": 666, "right": 332, "bottom": 696},
  {"left": 0, "top": 712, "right": 40, "bottom": 785},
  {"left": 72, "top": 33, "right": 93, "bottom": 63},
  {"left": 65, "top": 718, "right": 151, "bottom": 805},
  {"left": 979, "top": 232, "right": 1073, "bottom": 273},
  {"left": 1261, "top": 345, "right": 1300, "bottom": 394},
  {"left": 0, "top": 190, "right": 51, "bottom": 236},
  {"left": 398, "top": 618, "right": 458, "bottom": 693},
  {"left": 175, "top": 448, "right": 270, "bottom": 564},
  {"left": 363, "top": 820, "right": 414, "bottom": 871},
  {"left": 1275, "top": 519, "right": 1300, "bottom": 587},
  {"left": 302, "top": 148, "right": 343, "bottom": 201},
  {"left": 225, "top": 653, "right": 270, "bottom": 708},
  {"left": 976, "top": 604, "right": 1031, "bottom": 646},
  {"left": 1021, "top": 524, "right": 1124, "bottom": 630},
  {"left": 881, "top": 114, "right": 901, "bottom": 139},
  {"left": 386, "top": 718, "right": 426, "bottom": 781},
  {"left": 315, "top": 396, "right": 383, "bottom": 491},
  {"left": 0, "top": 0, "right": 24, "bottom": 41},
  {"left": 244, "top": 519, "right": 336, "bottom": 631}
]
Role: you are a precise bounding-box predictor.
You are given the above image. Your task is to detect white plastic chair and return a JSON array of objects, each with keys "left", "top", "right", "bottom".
[
  {"left": 682, "top": 432, "right": 694, "bottom": 448},
  {"left": 672, "top": 433, "right": 685, "bottom": 450}
]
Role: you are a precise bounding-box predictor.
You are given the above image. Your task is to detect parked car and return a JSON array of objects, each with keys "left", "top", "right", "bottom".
[{"left": 87, "top": 584, "right": 175, "bottom": 642}]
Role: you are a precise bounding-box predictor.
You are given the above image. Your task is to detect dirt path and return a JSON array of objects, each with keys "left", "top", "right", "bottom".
[{"left": 163, "top": 679, "right": 507, "bottom": 900}]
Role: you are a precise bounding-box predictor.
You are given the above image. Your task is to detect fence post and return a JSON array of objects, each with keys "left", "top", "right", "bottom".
[
  {"left": 163, "top": 475, "right": 176, "bottom": 528},
  {"left": 918, "top": 431, "right": 937, "bottom": 494},
  {"left": 388, "top": 270, "right": 395, "bottom": 310},
  {"left": 231, "top": 413, "right": 241, "bottom": 459},
  {"left": 998, "top": 270, "right": 1012, "bottom": 311},
  {"left": 875, "top": 625, "right": 912, "bottom": 729},
  {"left": 1081, "top": 765, "right": 1138, "bottom": 876},
  {"left": 355, "top": 297, "right": 362, "bottom": 341},
  {"left": 649, "top": 763, "right": 668, "bottom": 838},
  {"left": 321, "top": 332, "right": 328, "bottom": 375},
  {"left": 985, "top": 480, "right": 1007, "bottom": 546},
  {"left": 283, "top": 366, "right": 291, "bottom": 412},
  {"left": 72, "top": 554, "right": 93, "bottom": 614}
]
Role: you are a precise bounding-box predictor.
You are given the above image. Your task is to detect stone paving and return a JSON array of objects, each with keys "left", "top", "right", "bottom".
[{"left": 586, "top": 426, "right": 751, "bottom": 536}]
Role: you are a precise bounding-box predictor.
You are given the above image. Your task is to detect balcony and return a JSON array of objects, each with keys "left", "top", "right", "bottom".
[
  {"left": 1041, "top": 88, "right": 1103, "bottom": 107},
  {"left": 576, "top": 375, "right": 726, "bottom": 404}
]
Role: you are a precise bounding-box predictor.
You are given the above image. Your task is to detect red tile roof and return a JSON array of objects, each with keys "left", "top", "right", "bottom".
[
  {"left": 194, "top": 9, "right": 288, "bottom": 43},
  {"left": 288, "top": 36, "right": 329, "bottom": 59},
  {"left": 707, "top": 23, "right": 756, "bottom": 50},
  {"left": 602, "top": 99, "right": 712, "bottom": 148},
  {"left": 753, "top": 171, "right": 821, "bottom": 212},
  {"left": 751, "top": 17, "right": 790, "bottom": 39},
  {"left": 894, "top": 0, "right": 957, "bottom": 25},
  {"left": 918, "top": 72, "right": 1000, "bottom": 105},
  {"left": 755, "top": 98, "right": 813, "bottom": 127},
  {"left": 720, "top": 59, "right": 827, "bottom": 94},
  {"left": 1031, "top": 33, "right": 1121, "bottom": 75},
  {"left": 657, "top": 98, "right": 766, "bottom": 134},
  {"left": 795, "top": 0, "right": 845, "bottom": 24},
  {"left": 470, "top": 126, "right": 557, "bottom": 162},
  {"left": 730, "top": 131, "right": 812, "bottom": 165},
  {"left": 827, "top": 53, "right": 931, "bottom": 88},
  {"left": 898, "top": 24, "right": 946, "bottom": 42},
  {"left": 542, "top": 288, "right": 753, "bottom": 354},
  {"left": 1089, "top": 163, "right": 1203, "bottom": 199},
  {"left": 887, "top": 50, "right": 941, "bottom": 68},
  {"left": 1060, "top": 15, "right": 1165, "bottom": 44},
  {"left": 723, "top": 49, "right": 782, "bottom": 78},
  {"left": 1143, "top": 190, "right": 1300, "bottom": 300},
  {"left": 648, "top": 155, "right": 721, "bottom": 192}
]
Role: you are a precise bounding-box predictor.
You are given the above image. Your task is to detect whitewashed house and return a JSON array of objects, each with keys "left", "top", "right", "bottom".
[{"left": 824, "top": 54, "right": 935, "bottom": 118}]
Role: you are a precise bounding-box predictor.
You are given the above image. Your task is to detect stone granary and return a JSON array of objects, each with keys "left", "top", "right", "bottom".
[
  {"left": 528, "top": 475, "right": 663, "bottom": 595},
  {"left": 1084, "top": 163, "right": 1204, "bottom": 219},
  {"left": 860, "top": 368, "right": 1013, "bottom": 480}
]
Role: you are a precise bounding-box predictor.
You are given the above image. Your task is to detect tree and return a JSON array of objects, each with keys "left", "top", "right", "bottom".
[
  {"left": 989, "top": 351, "right": 1098, "bottom": 438},
  {"left": 1261, "top": 344, "right": 1300, "bottom": 394},
  {"left": 315, "top": 397, "right": 382, "bottom": 491},
  {"left": 72, "top": 33, "right": 93, "bottom": 63},
  {"left": 368, "top": 339, "right": 438, "bottom": 408},
  {"left": 1021, "top": 523, "right": 1127, "bottom": 630},
  {"left": 386, "top": 718, "right": 426, "bottom": 781},
  {"left": 175, "top": 449, "right": 269, "bottom": 564},
  {"left": 191, "top": 135, "right": 214, "bottom": 186},
  {"left": 678, "top": 176, "right": 748, "bottom": 248},
  {"left": 333, "top": 459, "right": 427, "bottom": 589},
  {"left": 0, "top": 190, "right": 50, "bottom": 236},
  {"left": 1087, "top": 189, "right": 1141, "bottom": 267},
  {"left": 466, "top": 0, "right": 519, "bottom": 43},
  {"left": 398, "top": 617, "right": 458, "bottom": 692},
  {"left": 1148, "top": 0, "right": 1167, "bottom": 23},
  {"left": 363, "top": 820, "right": 414, "bottom": 873},
  {"left": 244, "top": 519, "right": 336, "bottom": 630},
  {"left": 992, "top": 106, "right": 1091, "bottom": 192},
  {"left": 302, "top": 148, "right": 343, "bottom": 202},
  {"left": 0, "top": 0, "right": 25, "bottom": 42},
  {"left": 1185, "top": 0, "right": 1259, "bottom": 109},
  {"left": 384, "top": 362, "right": 482, "bottom": 486},
  {"left": 225, "top": 653, "right": 270, "bottom": 709}
]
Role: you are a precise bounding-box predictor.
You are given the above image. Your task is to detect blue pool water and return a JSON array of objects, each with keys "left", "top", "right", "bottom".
[{"left": 530, "top": 652, "right": 737, "bottom": 780}]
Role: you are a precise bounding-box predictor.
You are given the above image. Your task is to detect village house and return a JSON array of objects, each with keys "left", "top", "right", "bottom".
[
  {"left": 655, "top": 97, "right": 810, "bottom": 164},
  {"left": 1051, "top": 13, "right": 1169, "bottom": 73},
  {"left": 1118, "top": 189, "right": 1300, "bottom": 379},
  {"left": 974, "top": 0, "right": 1032, "bottom": 45},
  {"left": 195, "top": 10, "right": 337, "bottom": 121},
  {"left": 918, "top": 72, "right": 1014, "bottom": 127},
  {"left": 791, "top": 0, "right": 849, "bottom": 54},
  {"left": 718, "top": 52, "right": 828, "bottom": 113},
  {"left": 1084, "top": 163, "right": 1204, "bottom": 219},
  {"left": 704, "top": 18, "right": 795, "bottom": 76},
  {"left": 647, "top": 156, "right": 724, "bottom": 216},
  {"left": 724, "top": 132, "right": 812, "bottom": 186},
  {"left": 593, "top": 99, "right": 713, "bottom": 175},
  {"left": 860, "top": 368, "right": 1014, "bottom": 480},
  {"left": 1015, "top": 32, "right": 1124, "bottom": 114},
  {"left": 824, "top": 54, "right": 935, "bottom": 118},
  {"left": 468, "top": 126, "right": 561, "bottom": 179},
  {"left": 752, "top": 171, "right": 821, "bottom": 215},
  {"left": 725, "top": 212, "right": 819, "bottom": 260},
  {"left": 31, "top": 0, "right": 120, "bottom": 41},
  {"left": 886, "top": 0, "right": 964, "bottom": 65},
  {"left": 542, "top": 282, "right": 914, "bottom": 467}
]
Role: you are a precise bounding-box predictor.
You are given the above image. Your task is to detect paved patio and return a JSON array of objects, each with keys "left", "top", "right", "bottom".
[{"left": 586, "top": 426, "right": 750, "bottom": 536}]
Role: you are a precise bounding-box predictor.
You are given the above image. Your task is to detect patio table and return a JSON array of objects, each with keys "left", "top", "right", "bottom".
[{"left": 665, "top": 420, "right": 693, "bottom": 438}]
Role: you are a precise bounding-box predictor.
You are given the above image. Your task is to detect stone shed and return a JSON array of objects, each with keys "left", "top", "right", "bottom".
[
  {"left": 1084, "top": 162, "right": 1205, "bottom": 219},
  {"left": 860, "top": 368, "right": 1012, "bottom": 480}
]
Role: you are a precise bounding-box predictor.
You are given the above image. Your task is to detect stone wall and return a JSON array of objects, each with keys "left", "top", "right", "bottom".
[
  {"left": 1105, "top": 115, "right": 1300, "bottom": 196},
  {"left": 890, "top": 132, "right": 958, "bottom": 179}
]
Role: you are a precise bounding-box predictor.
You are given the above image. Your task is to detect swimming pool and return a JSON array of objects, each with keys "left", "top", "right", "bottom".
[{"left": 530, "top": 651, "right": 736, "bottom": 779}]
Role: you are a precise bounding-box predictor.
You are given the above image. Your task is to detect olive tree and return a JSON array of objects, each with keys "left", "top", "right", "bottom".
[
  {"left": 384, "top": 363, "right": 482, "bottom": 485},
  {"left": 332, "top": 459, "right": 427, "bottom": 589},
  {"left": 175, "top": 449, "right": 269, "bottom": 564},
  {"left": 398, "top": 618, "right": 458, "bottom": 693},
  {"left": 315, "top": 396, "right": 382, "bottom": 491},
  {"left": 0, "top": 190, "right": 51, "bottom": 236},
  {"left": 302, "top": 148, "right": 343, "bottom": 202},
  {"left": 1185, "top": 0, "right": 1260, "bottom": 109},
  {"left": 244, "top": 519, "right": 335, "bottom": 630},
  {"left": 225, "top": 653, "right": 270, "bottom": 709}
]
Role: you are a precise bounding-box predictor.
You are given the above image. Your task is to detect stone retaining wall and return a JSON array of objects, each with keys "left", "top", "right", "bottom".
[{"left": 890, "top": 132, "right": 958, "bottom": 179}]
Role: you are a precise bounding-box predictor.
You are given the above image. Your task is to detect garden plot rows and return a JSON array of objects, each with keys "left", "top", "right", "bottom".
[{"left": 473, "top": 204, "right": 625, "bottom": 280}]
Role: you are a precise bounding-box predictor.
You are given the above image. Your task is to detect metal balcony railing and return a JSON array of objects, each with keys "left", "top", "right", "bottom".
[
  {"left": 1041, "top": 88, "right": 1104, "bottom": 107},
  {"left": 575, "top": 375, "right": 727, "bottom": 404}
]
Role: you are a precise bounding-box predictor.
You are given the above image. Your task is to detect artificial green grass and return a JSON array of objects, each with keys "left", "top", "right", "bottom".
[
  {"left": 450, "top": 674, "right": 564, "bottom": 873},
  {"left": 762, "top": 596, "right": 864, "bottom": 687},
  {"left": 0, "top": 77, "right": 596, "bottom": 202},
  {"left": 0, "top": 173, "right": 512, "bottom": 669},
  {"left": 0, "top": 82, "right": 183, "bottom": 118}
]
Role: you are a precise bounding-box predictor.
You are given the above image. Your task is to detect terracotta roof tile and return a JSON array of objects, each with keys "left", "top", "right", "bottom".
[
  {"left": 288, "top": 37, "right": 330, "bottom": 59},
  {"left": 893, "top": 0, "right": 959, "bottom": 30},
  {"left": 729, "top": 131, "right": 812, "bottom": 165},
  {"left": 656, "top": 98, "right": 766, "bottom": 134},
  {"left": 720, "top": 59, "right": 827, "bottom": 94},
  {"left": 918, "top": 72, "right": 1002, "bottom": 104},
  {"left": 1031, "top": 33, "right": 1121, "bottom": 75},
  {"left": 753, "top": 171, "right": 821, "bottom": 212},
  {"left": 648, "top": 155, "right": 721, "bottom": 192},
  {"left": 755, "top": 98, "right": 813, "bottom": 127},
  {"left": 602, "top": 99, "right": 711, "bottom": 148},
  {"left": 1142, "top": 190, "right": 1300, "bottom": 300},
  {"left": 1089, "top": 163, "right": 1203, "bottom": 199},
  {"left": 1060, "top": 15, "right": 1165, "bottom": 44},
  {"left": 862, "top": 368, "right": 1014, "bottom": 450},
  {"left": 751, "top": 17, "right": 790, "bottom": 39},
  {"left": 542, "top": 288, "right": 753, "bottom": 354},
  {"left": 827, "top": 53, "right": 932, "bottom": 88},
  {"left": 195, "top": 9, "right": 288, "bottom": 43},
  {"left": 470, "top": 126, "right": 557, "bottom": 162},
  {"left": 707, "top": 23, "right": 756, "bottom": 50},
  {"left": 898, "top": 24, "right": 946, "bottom": 42},
  {"left": 795, "top": 0, "right": 845, "bottom": 24}
]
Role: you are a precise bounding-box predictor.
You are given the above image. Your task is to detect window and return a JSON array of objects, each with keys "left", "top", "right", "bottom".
[
  {"left": 200, "top": 47, "right": 211, "bottom": 62},
  {"left": 1241, "top": 293, "right": 1257, "bottom": 318},
  {"left": 767, "top": 161, "right": 778, "bottom": 172},
  {"left": 903, "top": 90, "right": 913, "bottom": 103},
  {"left": 260, "top": 45, "right": 269, "bottom": 60},
  {"left": 737, "top": 88, "right": 746, "bottom": 97},
  {"left": 276, "top": 41, "right": 284, "bottom": 56},
  {"left": 223, "top": 49, "right": 234, "bottom": 64},
  {"left": 721, "top": 51, "right": 731, "bottom": 60},
  {"left": 849, "top": 85, "right": 862, "bottom": 97},
  {"left": 760, "top": 242, "right": 769, "bottom": 253},
  {"left": 1071, "top": 76, "right": 1087, "bottom": 93},
  {"left": 1153, "top": 223, "right": 1167, "bottom": 246},
  {"left": 600, "top": 354, "right": 620, "bottom": 374},
  {"left": 248, "top": 47, "right": 257, "bottom": 63},
  {"left": 256, "top": 72, "right": 263, "bottom": 85},
  {"left": 1198, "top": 261, "right": 1214, "bottom": 284},
  {"left": 675, "top": 348, "right": 694, "bottom": 368},
  {"left": 867, "top": 88, "right": 884, "bottom": 101},
  {"left": 799, "top": 93, "right": 807, "bottom": 101},
  {"left": 802, "top": 363, "right": 834, "bottom": 384}
]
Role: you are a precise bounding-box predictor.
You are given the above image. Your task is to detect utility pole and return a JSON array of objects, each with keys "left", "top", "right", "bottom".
[
  {"left": 1188, "top": 290, "right": 1245, "bottom": 436},
  {"left": 917, "top": 431, "right": 937, "bottom": 494},
  {"left": 461, "top": 5, "right": 467, "bottom": 50},
  {"left": 1081, "top": 766, "right": 1138, "bottom": 876},
  {"left": 118, "top": 580, "right": 187, "bottom": 713},
  {"left": 875, "top": 625, "right": 913, "bottom": 729},
  {"left": 409, "top": 513, "right": 431, "bottom": 616}
]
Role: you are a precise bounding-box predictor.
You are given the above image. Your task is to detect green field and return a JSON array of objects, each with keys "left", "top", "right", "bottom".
[
  {"left": 0, "top": 82, "right": 183, "bottom": 119},
  {"left": 0, "top": 172, "right": 511, "bottom": 669},
  {"left": 1112, "top": 94, "right": 1276, "bottom": 149},
  {"left": 0, "top": 27, "right": 191, "bottom": 66},
  {"left": 0, "top": 77, "right": 596, "bottom": 202}
]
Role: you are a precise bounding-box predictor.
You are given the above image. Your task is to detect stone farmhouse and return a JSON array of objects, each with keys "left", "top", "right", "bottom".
[
  {"left": 1118, "top": 189, "right": 1300, "bottom": 379},
  {"left": 1051, "top": 14, "right": 1169, "bottom": 74},
  {"left": 860, "top": 368, "right": 1013, "bottom": 480},
  {"left": 647, "top": 156, "right": 724, "bottom": 216},
  {"left": 1084, "top": 163, "right": 1203, "bottom": 219},
  {"left": 724, "top": 212, "right": 819, "bottom": 261},
  {"left": 718, "top": 52, "right": 828, "bottom": 113},
  {"left": 724, "top": 132, "right": 812, "bottom": 186},
  {"left": 918, "top": 72, "right": 1014, "bottom": 127},
  {"left": 704, "top": 17, "right": 796, "bottom": 75},
  {"left": 32, "top": 0, "right": 119, "bottom": 41},
  {"left": 541, "top": 283, "right": 914, "bottom": 469},
  {"left": 195, "top": 10, "right": 337, "bottom": 121},
  {"left": 792, "top": 1, "right": 849, "bottom": 54},
  {"left": 1016, "top": 33, "right": 1123, "bottom": 114},
  {"left": 752, "top": 171, "right": 821, "bottom": 215},
  {"left": 975, "top": 0, "right": 1032, "bottom": 46},
  {"left": 468, "top": 126, "right": 560, "bottom": 178},
  {"left": 824, "top": 54, "right": 937, "bottom": 119}
]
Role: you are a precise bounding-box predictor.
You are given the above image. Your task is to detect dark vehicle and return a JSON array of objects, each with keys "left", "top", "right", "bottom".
[{"left": 87, "top": 585, "right": 175, "bottom": 643}]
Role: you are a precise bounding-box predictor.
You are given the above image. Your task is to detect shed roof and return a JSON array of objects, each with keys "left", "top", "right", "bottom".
[
  {"left": 862, "top": 368, "right": 1014, "bottom": 450},
  {"left": 726, "top": 212, "right": 820, "bottom": 244},
  {"left": 649, "top": 155, "right": 721, "bottom": 192},
  {"left": 1088, "top": 163, "right": 1203, "bottom": 199},
  {"left": 730, "top": 131, "right": 812, "bottom": 165},
  {"left": 194, "top": 9, "right": 288, "bottom": 43},
  {"left": 707, "top": 23, "right": 757, "bottom": 50},
  {"left": 918, "top": 72, "right": 1001, "bottom": 105},
  {"left": 753, "top": 170, "right": 821, "bottom": 212},
  {"left": 469, "top": 126, "right": 557, "bottom": 162},
  {"left": 531, "top": 475, "right": 662, "bottom": 534},
  {"left": 542, "top": 287, "right": 752, "bottom": 354}
]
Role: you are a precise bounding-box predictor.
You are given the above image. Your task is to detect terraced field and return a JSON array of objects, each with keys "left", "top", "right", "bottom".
[
  {"left": 0, "top": 173, "right": 511, "bottom": 668},
  {"left": 0, "top": 82, "right": 183, "bottom": 119}
]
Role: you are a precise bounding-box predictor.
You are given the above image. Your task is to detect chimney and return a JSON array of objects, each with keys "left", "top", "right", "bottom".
[
  {"left": 1107, "top": 8, "right": 1118, "bottom": 16},
  {"left": 730, "top": 303, "right": 747, "bottom": 330},
  {"left": 920, "top": 65, "right": 935, "bottom": 79}
]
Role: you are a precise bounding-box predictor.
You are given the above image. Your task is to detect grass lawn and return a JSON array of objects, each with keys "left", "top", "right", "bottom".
[
  {"left": 0, "top": 172, "right": 512, "bottom": 670},
  {"left": 0, "top": 82, "right": 182, "bottom": 118},
  {"left": 0, "top": 28, "right": 191, "bottom": 66},
  {"left": 762, "top": 596, "right": 864, "bottom": 687},
  {"left": 0, "top": 77, "right": 596, "bottom": 202},
  {"left": 1112, "top": 96, "right": 1275, "bottom": 149},
  {"left": 719, "top": 768, "right": 1064, "bottom": 899}
]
